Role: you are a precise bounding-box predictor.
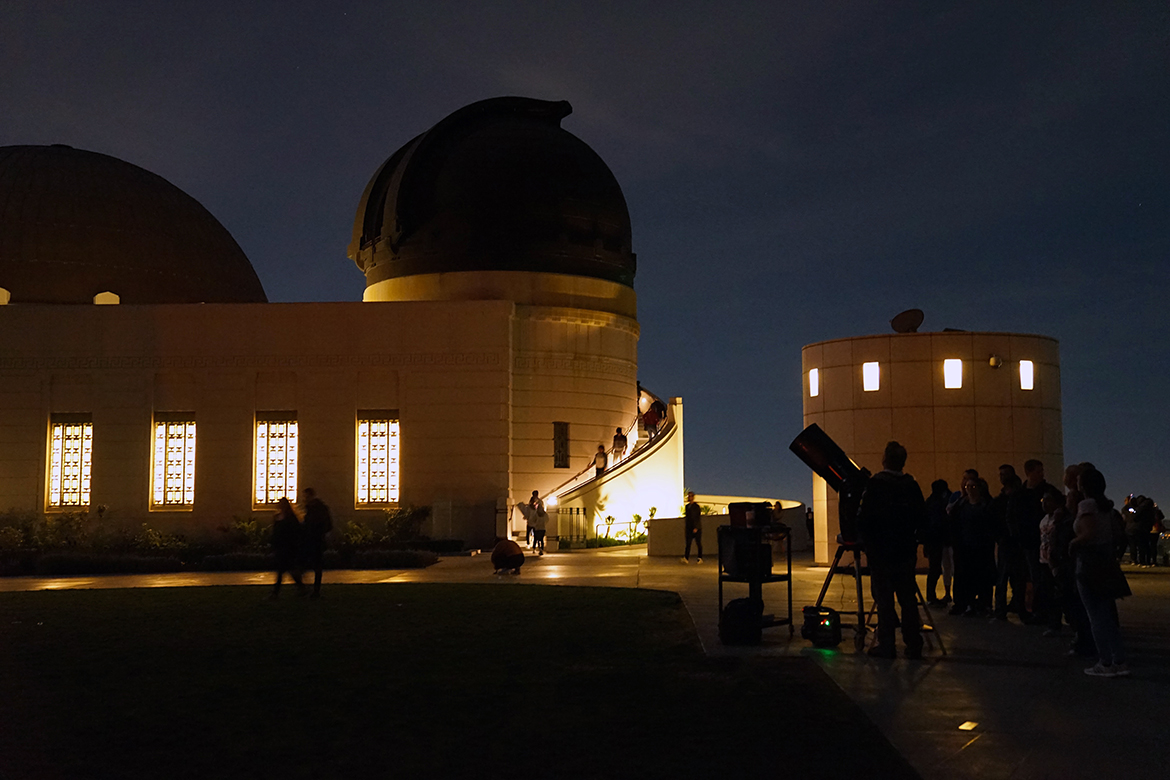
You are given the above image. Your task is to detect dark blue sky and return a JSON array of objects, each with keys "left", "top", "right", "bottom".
[{"left": 4, "top": 2, "right": 1167, "bottom": 504}]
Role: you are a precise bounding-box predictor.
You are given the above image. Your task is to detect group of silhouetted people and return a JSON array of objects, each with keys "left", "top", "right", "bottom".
[
  {"left": 270, "top": 487, "right": 334, "bottom": 599},
  {"left": 918, "top": 459, "right": 1151, "bottom": 677}
]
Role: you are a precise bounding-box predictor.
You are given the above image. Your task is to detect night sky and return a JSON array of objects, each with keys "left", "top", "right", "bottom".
[{"left": 4, "top": 2, "right": 1167, "bottom": 505}]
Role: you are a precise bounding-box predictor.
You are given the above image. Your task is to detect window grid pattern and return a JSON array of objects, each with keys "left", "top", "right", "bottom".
[
  {"left": 357, "top": 418, "right": 400, "bottom": 504},
  {"left": 255, "top": 420, "right": 298, "bottom": 504},
  {"left": 48, "top": 422, "right": 92, "bottom": 507},
  {"left": 152, "top": 422, "right": 196, "bottom": 506}
]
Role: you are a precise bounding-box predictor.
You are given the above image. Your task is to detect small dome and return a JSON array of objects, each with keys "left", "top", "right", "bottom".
[
  {"left": 0, "top": 145, "right": 267, "bottom": 304},
  {"left": 348, "top": 97, "right": 636, "bottom": 288}
]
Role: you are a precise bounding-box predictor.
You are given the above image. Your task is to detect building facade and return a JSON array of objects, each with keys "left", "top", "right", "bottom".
[
  {"left": 0, "top": 98, "right": 683, "bottom": 548},
  {"left": 801, "top": 331, "right": 1063, "bottom": 563}
]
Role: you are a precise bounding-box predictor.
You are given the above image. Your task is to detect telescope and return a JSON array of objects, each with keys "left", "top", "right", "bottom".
[{"left": 788, "top": 423, "right": 870, "bottom": 542}]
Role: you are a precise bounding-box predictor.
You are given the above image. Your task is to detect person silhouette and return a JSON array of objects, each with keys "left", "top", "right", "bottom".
[
  {"left": 301, "top": 487, "right": 333, "bottom": 598},
  {"left": 270, "top": 497, "right": 304, "bottom": 598}
]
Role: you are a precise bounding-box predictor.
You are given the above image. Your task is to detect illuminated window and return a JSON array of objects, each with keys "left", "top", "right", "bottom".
[
  {"left": 255, "top": 412, "right": 298, "bottom": 505},
  {"left": 152, "top": 414, "right": 196, "bottom": 508},
  {"left": 48, "top": 414, "right": 92, "bottom": 508},
  {"left": 943, "top": 359, "right": 963, "bottom": 389},
  {"left": 862, "top": 362, "right": 880, "bottom": 392},
  {"left": 1019, "top": 360, "right": 1035, "bottom": 391},
  {"left": 809, "top": 368, "right": 820, "bottom": 397},
  {"left": 357, "top": 410, "right": 399, "bottom": 505}
]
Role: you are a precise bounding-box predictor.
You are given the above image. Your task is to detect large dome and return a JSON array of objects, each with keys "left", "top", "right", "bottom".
[
  {"left": 348, "top": 97, "right": 636, "bottom": 288},
  {"left": 0, "top": 145, "right": 267, "bottom": 304}
]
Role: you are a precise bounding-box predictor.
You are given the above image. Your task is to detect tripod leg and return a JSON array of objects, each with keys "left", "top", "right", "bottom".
[
  {"left": 853, "top": 548, "right": 867, "bottom": 651},
  {"left": 815, "top": 545, "right": 845, "bottom": 607},
  {"left": 915, "top": 580, "right": 947, "bottom": 656}
]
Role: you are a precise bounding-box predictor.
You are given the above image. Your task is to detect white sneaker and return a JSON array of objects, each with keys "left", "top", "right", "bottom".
[
  {"left": 680, "top": 557, "right": 689, "bottom": 564},
  {"left": 695, "top": 557, "right": 703, "bottom": 564},
  {"left": 1111, "top": 663, "right": 1131, "bottom": 677},
  {"left": 1084, "top": 662, "right": 1116, "bottom": 677}
]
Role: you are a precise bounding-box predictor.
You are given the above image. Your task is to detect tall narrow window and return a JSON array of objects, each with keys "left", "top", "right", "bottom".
[
  {"left": 553, "top": 421, "right": 570, "bottom": 468},
  {"left": 255, "top": 412, "right": 298, "bottom": 505},
  {"left": 809, "top": 368, "right": 820, "bottom": 398},
  {"left": 862, "top": 362, "right": 880, "bottom": 392},
  {"left": 943, "top": 359, "right": 963, "bottom": 389},
  {"left": 1019, "top": 360, "right": 1035, "bottom": 391},
  {"left": 48, "top": 414, "right": 93, "bottom": 508},
  {"left": 357, "top": 410, "right": 399, "bottom": 505},
  {"left": 152, "top": 413, "right": 196, "bottom": 508}
]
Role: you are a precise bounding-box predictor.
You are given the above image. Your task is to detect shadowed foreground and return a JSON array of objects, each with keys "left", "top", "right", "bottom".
[{"left": 0, "top": 583, "right": 919, "bottom": 779}]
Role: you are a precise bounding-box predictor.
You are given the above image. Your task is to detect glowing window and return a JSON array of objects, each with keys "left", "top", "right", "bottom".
[
  {"left": 152, "top": 415, "right": 196, "bottom": 507},
  {"left": 357, "top": 411, "right": 400, "bottom": 505},
  {"left": 809, "top": 368, "right": 820, "bottom": 397},
  {"left": 255, "top": 413, "right": 298, "bottom": 505},
  {"left": 862, "top": 362, "right": 880, "bottom": 392},
  {"left": 48, "top": 415, "right": 92, "bottom": 508},
  {"left": 943, "top": 359, "right": 963, "bottom": 389},
  {"left": 1019, "top": 360, "right": 1035, "bottom": 391}
]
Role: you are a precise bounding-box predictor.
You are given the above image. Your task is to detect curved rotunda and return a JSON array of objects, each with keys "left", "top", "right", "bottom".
[{"left": 0, "top": 145, "right": 267, "bottom": 305}]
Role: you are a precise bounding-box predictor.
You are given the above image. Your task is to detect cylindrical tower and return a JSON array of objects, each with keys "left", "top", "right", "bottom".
[
  {"left": 348, "top": 97, "right": 640, "bottom": 510},
  {"left": 801, "top": 331, "right": 1063, "bottom": 563}
]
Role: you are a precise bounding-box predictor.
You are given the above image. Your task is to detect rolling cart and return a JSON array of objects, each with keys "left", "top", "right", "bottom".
[{"left": 717, "top": 524, "right": 793, "bottom": 644}]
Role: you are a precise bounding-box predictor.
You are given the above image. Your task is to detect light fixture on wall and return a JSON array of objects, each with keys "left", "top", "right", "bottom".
[{"left": 989, "top": 355, "right": 1003, "bottom": 368}]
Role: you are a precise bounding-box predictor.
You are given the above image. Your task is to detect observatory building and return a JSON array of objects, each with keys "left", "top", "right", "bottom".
[
  {"left": 0, "top": 98, "right": 683, "bottom": 547},
  {"left": 801, "top": 312, "right": 1063, "bottom": 564}
]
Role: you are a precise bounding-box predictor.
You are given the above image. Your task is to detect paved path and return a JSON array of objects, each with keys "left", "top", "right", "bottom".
[{"left": 3, "top": 548, "right": 1168, "bottom": 779}]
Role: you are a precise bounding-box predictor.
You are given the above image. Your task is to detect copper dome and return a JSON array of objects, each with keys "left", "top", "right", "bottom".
[
  {"left": 348, "top": 97, "right": 636, "bottom": 288},
  {"left": 0, "top": 145, "right": 267, "bottom": 304}
]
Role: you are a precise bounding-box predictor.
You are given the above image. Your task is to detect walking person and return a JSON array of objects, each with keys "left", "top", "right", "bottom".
[
  {"left": 593, "top": 444, "right": 608, "bottom": 479},
  {"left": 301, "top": 487, "right": 333, "bottom": 598},
  {"left": 1070, "top": 467, "right": 1132, "bottom": 677},
  {"left": 857, "top": 441, "right": 926, "bottom": 659},
  {"left": 528, "top": 490, "right": 548, "bottom": 556},
  {"left": 611, "top": 427, "right": 628, "bottom": 463},
  {"left": 270, "top": 497, "right": 304, "bottom": 598},
  {"left": 682, "top": 491, "right": 703, "bottom": 564}
]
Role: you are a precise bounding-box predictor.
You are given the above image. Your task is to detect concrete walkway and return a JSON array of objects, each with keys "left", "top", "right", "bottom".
[{"left": 3, "top": 547, "right": 1168, "bottom": 779}]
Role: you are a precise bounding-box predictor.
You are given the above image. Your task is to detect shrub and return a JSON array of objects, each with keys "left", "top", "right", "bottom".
[
  {"left": 200, "top": 552, "right": 275, "bottom": 571},
  {"left": 133, "top": 523, "right": 188, "bottom": 553},
  {"left": 0, "top": 526, "right": 22, "bottom": 552},
  {"left": 384, "top": 505, "right": 431, "bottom": 542},
  {"left": 35, "top": 553, "right": 183, "bottom": 575},
  {"left": 216, "top": 515, "right": 271, "bottom": 550},
  {"left": 351, "top": 549, "right": 438, "bottom": 569}
]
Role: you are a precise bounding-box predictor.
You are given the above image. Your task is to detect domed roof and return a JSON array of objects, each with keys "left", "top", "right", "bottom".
[
  {"left": 348, "top": 97, "right": 636, "bottom": 288},
  {"left": 0, "top": 145, "right": 267, "bottom": 304}
]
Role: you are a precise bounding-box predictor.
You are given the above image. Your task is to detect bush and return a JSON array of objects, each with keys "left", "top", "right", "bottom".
[
  {"left": 351, "top": 549, "right": 438, "bottom": 569},
  {"left": 34, "top": 553, "right": 183, "bottom": 575},
  {"left": 384, "top": 505, "right": 432, "bottom": 542},
  {"left": 216, "top": 515, "right": 271, "bottom": 550},
  {"left": 200, "top": 552, "right": 275, "bottom": 571}
]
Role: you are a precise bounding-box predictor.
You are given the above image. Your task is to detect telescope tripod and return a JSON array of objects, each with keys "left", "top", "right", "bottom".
[{"left": 814, "top": 540, "right": 946, "bottom": 655}]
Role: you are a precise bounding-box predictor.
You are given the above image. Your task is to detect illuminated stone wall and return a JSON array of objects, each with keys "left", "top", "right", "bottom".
[
  {"left": 0, "top": 300, "right": 522, "bottom": 546},
  {"left": 801, "top": 332, "right": 1063, "bottom": 564}
]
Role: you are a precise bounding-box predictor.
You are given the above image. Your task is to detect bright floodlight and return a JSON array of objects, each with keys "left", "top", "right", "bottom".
[
  {"left": 862, "top": 362, "right": 880, "bottom": 392},
  {"left": 1019, "top": 360, "right": 1034, "bottom": 390},
  {"left": 809, "top": 368, "right": 820, "bottom": 397},
  {"left": 546, "top": 494, "right": 558, "bottom": 507},
  {"left": 943, "top": 359, "right": 963, "bottom": 389}
]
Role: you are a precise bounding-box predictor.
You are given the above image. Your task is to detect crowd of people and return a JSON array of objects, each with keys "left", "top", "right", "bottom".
[{"left": 861, "top": 446, "right": 1154, "bottom": 678}]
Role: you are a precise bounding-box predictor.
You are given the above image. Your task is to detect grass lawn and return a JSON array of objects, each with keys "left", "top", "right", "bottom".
[{"left": 0, "top": 584, "right": 919, "bottom": 779}]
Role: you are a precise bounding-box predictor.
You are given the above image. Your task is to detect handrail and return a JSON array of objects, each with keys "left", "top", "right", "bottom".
[{"left": 547, "top": 387, "right": 674, "bottom": 502}]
